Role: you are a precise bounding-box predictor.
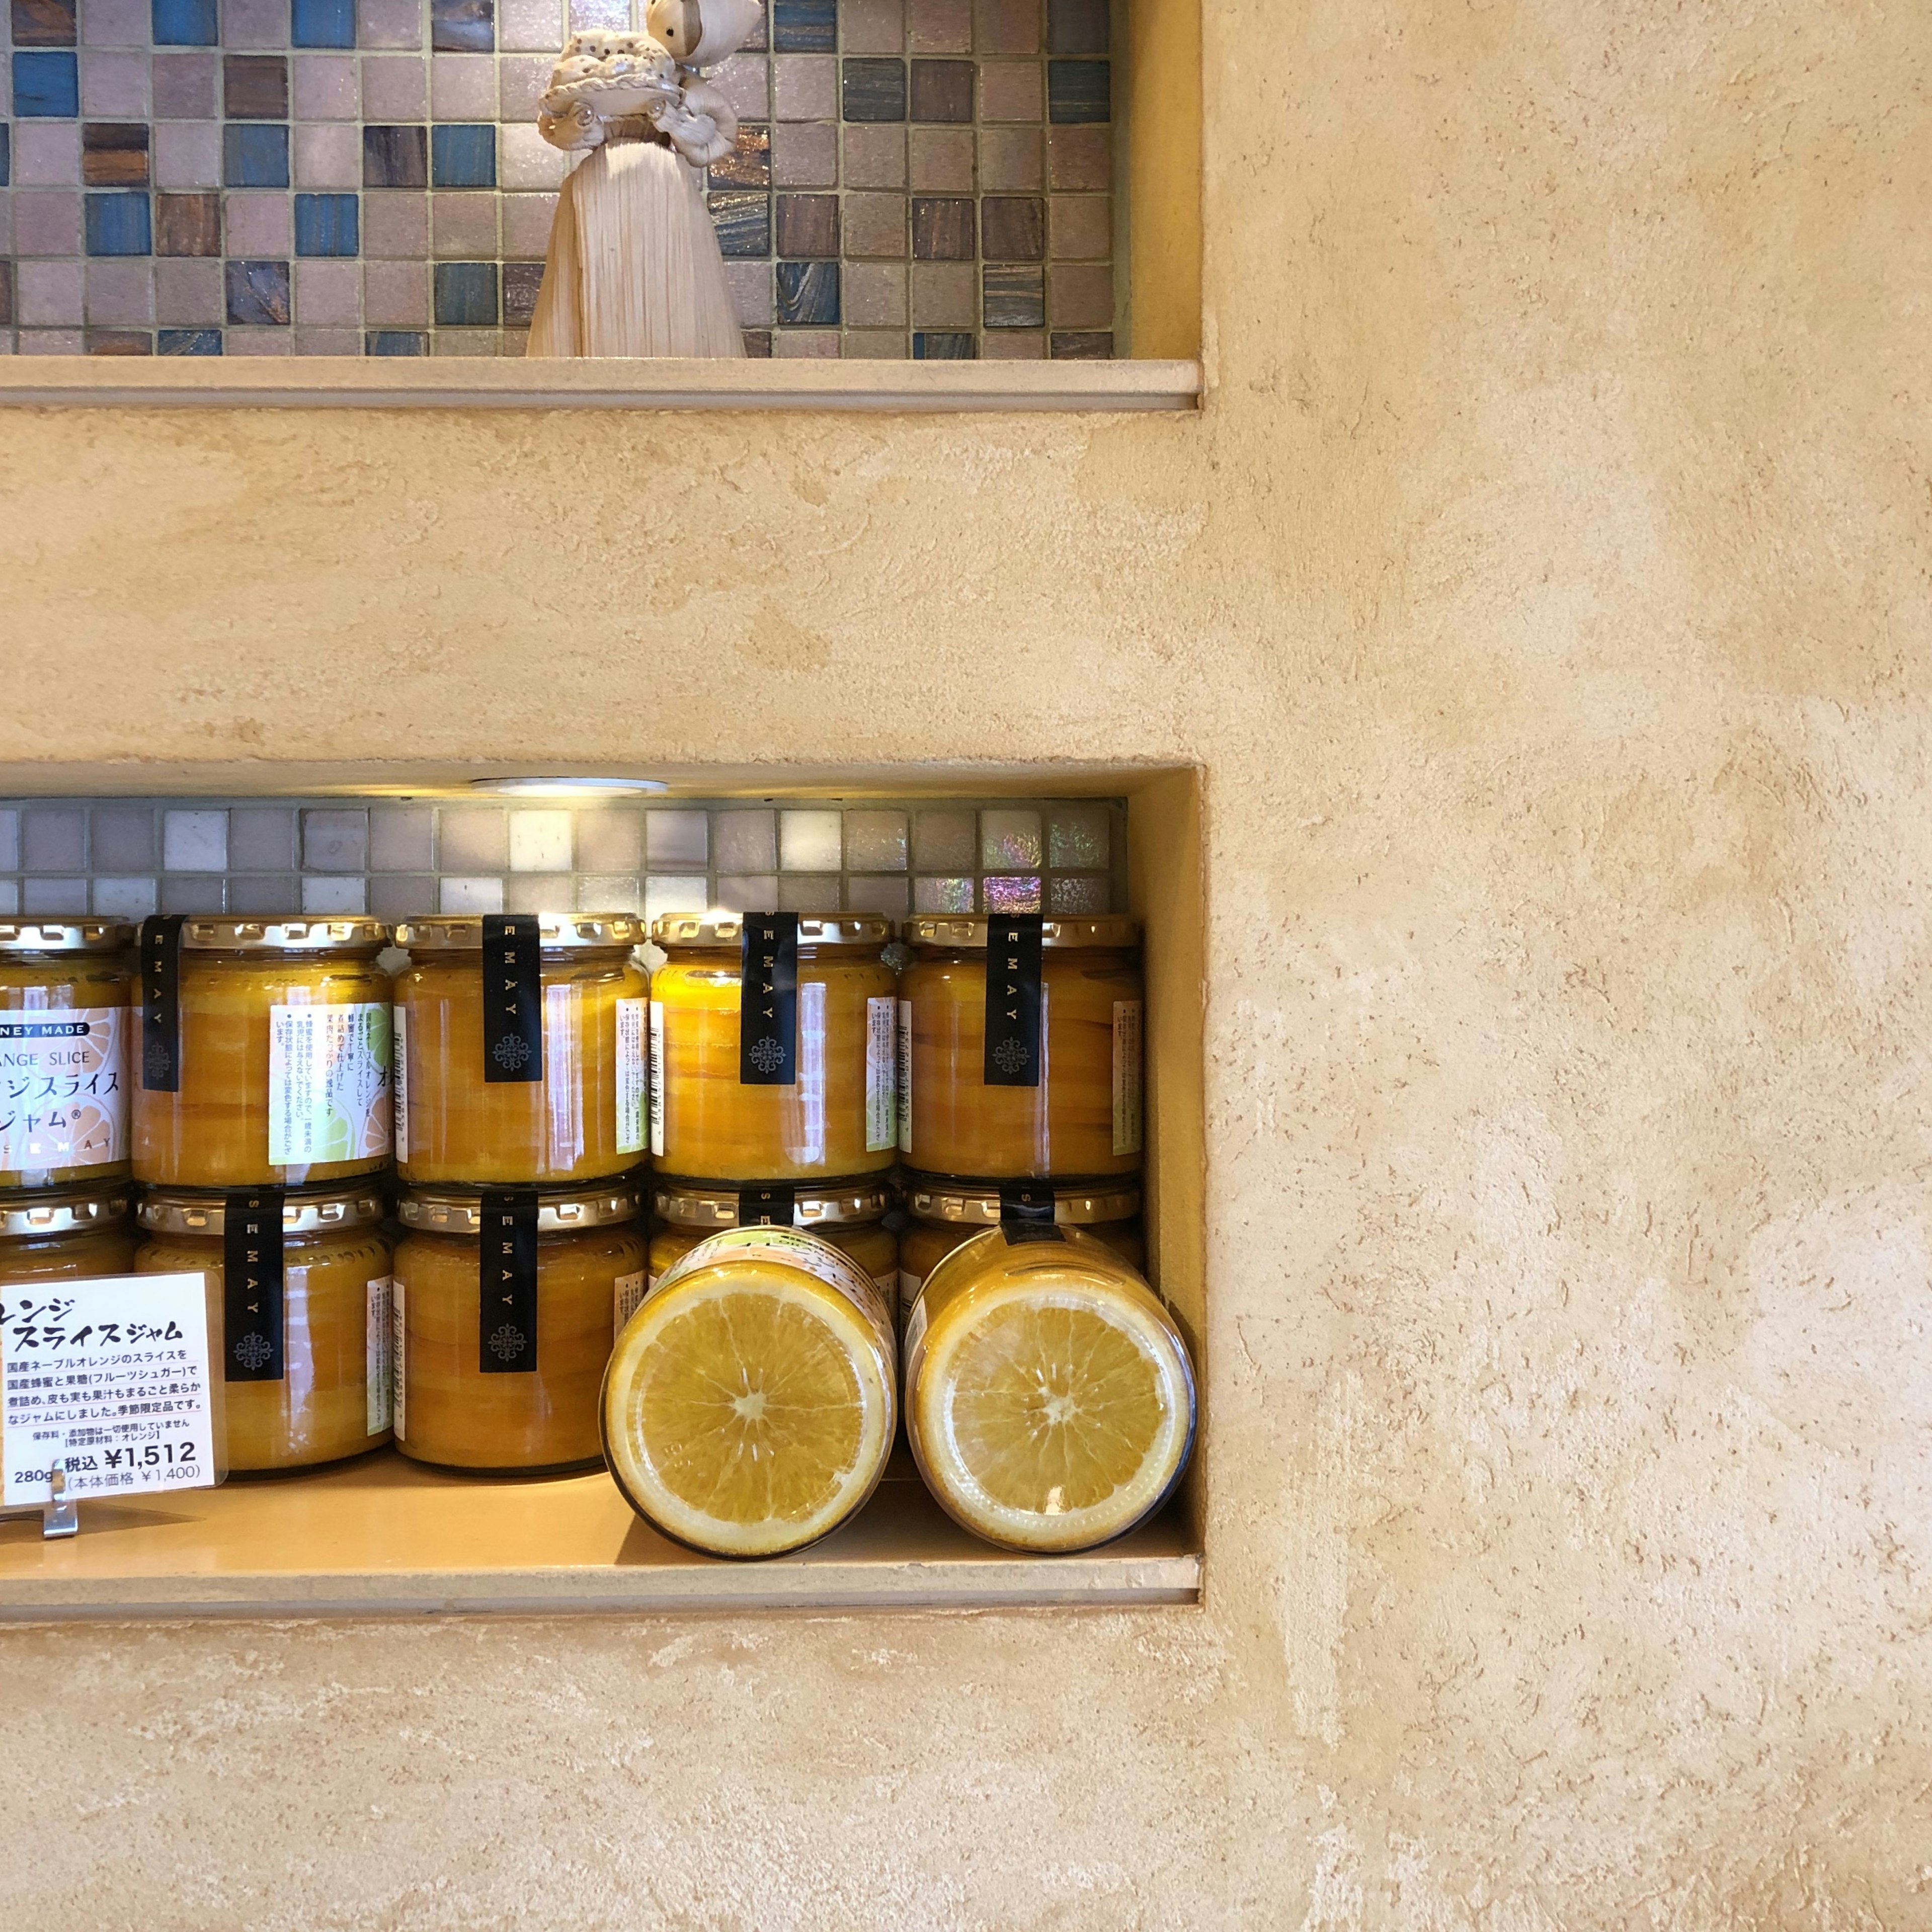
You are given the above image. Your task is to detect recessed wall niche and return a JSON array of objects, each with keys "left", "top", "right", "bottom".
[{"left": 0, "top": 0, "right": 1133, "bottom": 361}]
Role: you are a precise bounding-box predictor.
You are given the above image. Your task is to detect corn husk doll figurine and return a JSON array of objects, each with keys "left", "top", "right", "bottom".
[{"left": 526, "top": 0, "right": 760, "bottom": 357}]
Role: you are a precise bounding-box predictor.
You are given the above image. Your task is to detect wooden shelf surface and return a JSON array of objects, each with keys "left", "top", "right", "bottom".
[
  {"left": 0, "top": 356, "right": 1203, "bottom": 414},
  {"left": 0, "top": 1448, "right": 1200, "bottom": 1622}
]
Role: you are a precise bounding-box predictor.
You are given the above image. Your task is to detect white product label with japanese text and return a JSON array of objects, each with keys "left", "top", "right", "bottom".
[
  {"left": 1, "top": 1271, "right": 217, "bottom": 1507},
  {"left": 366, "top": 1275, "right": 393, "bottom": 1436},
  {"left": 898, "top": 1267, "right": 924, "bottom": 1322},
  {"left": 616, "top": 998, "right": 647, "bottom": 1156},
  {"left": 896, "top": 999, "right": 913, "bottom": 1155},
  {"left": 648, "top": 1000, "right": 666, "bottom": 1159},
  {"left": 650, "top": 1224, "right": 894, "bottom": 1352},
  {"left": 392, "top": 1278, "right": 407, "bottom": 1441},
  {"left": 391, "top": 1004, "right": 410, "bottom": 1163},
  {"left": 865, "top": 995, "right": 896, "bottom": 1153},
  {"left": 0, "top": 1005, "right": 127, "bottom": 1174},
  {"left": 613, "top": 1269, "right": 646, "bottom": 1337},
  {"left": 1112, "top": 1000, "right": 1144, "bottom": 1157},
  {"left": 268, "top": 1001, "right": 392, "bottom": 1168}
]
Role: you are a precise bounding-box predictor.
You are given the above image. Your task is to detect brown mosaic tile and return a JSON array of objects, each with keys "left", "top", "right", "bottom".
[
  {"left": 842, "top": 123, "right": 907, "bottom": 188},
  {"left": 771, "top": 119, "right": 837, "bottom": 187},
  {"left": 981, "top": 327, "right": 1045, "bottom": 358},
  {"left": 910, "top": 56, "right": 973, "bottom": 122},
  {"left": 0, "top": 264, "right": 12, "bottom": 331},
  {"left": 973, "top": 0, "right": 1037, "bottom": 54},
  {"left": 843, "top": 259, "right": 907, "bottom": 327},
  {"left": 13, "top": 0, "right": 77, "bottom": 47},
  {"left": 154, "top": 191, "right": 222, "bottom": 256},
  {"left": 1047, "top": 0, "right": 1108, "bottom": 55},
  {"left": 909, "top": 125, "right": 973, "bottom": 191},
  {"left": 363, "top": 189, "right": 430, "bottom": 256},
  {"left": 978, "top": 124, "right": 1041, "bottom": 190},
  {"left": 224, "top": 54, "right": 289, "bottom": 119},
  {"left": 152, "top": 52, "right": 217, "bottom": 118},
  {"left": 982, "top": 260, "right": 1043, "bottom": 328},
  {"left": 911, "top": 259, "right": 975, "bottom": 326},
  {"left": 82, "top": 123, "right": 150, "bottom": 188},
  {"left": 844, "top": 327, "right": 907, "bottom": 357},
  {"left": 711, "top": 123, "right": 772, "bottom": 189},
  {"left": 840, "top": 0, "right": 904, "bottom": 53},
  {"left": 1048, "top": 260, "right": 1112, "bottom": 328},
  {"left": 1049, "top": 329, "right": 1111, "bottom": 358},
  {"left": 980, "top": 194, "right": 1042, "bottom": 261},
  {"left": 912, "top": 194, "right": 974, "bottom": 260},
  {"left": 87, "top": 329, "right": 154, "bottom": 354},
  {"left": 842, "top": 191, "right": 907, "bottom": 259},
  {"left": 775, "top": 193, "right": 839, "bottom": 258},
  {"left": 1049, "top": 192, "right": 1110, "bottom": 258},
  {"left": 1048, "top": 122, "right": 1110, "bottom": 190},
  {"left": 909, "top": 0, "right": 969, "bottom": 54},
  {"left": 979, "top": 57, "right": 1041, "bottom": 122}
]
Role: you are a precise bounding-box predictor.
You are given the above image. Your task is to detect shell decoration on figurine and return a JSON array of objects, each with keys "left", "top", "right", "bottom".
[{"left": 537, "top": 33, "right": 682, "bottom": 152}]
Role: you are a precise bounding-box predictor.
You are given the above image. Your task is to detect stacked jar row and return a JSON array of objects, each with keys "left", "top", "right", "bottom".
[{"left": 2, "top": 911, "right": 1160, "bottom": 1532}]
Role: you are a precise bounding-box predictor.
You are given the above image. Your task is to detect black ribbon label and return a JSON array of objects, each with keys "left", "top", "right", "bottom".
[
  {"left": 737, "top": 1183, "right": 796, "bottom": 1228},
  {"left": 482, "top": 914, "right": 543, "bottom": 1086},
  {"left": 478, "top": 1188, "right": 539, "bottom": 1374},
  {"left": 984, "top": 914, "right": 1044, "bottom": 1087},
  {"left": 739, "top": 912, "right": 799, "bottom": 1086},
  {"left": 224, "top": 1186, "right": 286, "bottom": 1381},
  {"left": 1000, "top": 1181, "right": 1065, "bottom": 1246},
  {"left": 140, "top": 914, "right": 186, "bottom": 1094}
]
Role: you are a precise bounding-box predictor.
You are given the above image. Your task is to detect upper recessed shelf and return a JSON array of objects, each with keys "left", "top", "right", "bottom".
[{"left": 0, "top": 356, "right": 1203, "bottom": 414}]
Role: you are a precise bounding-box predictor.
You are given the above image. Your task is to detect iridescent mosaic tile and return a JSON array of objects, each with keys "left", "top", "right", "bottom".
[{"left": 0, "top": 0, "right": 1114, "bottom": 356}]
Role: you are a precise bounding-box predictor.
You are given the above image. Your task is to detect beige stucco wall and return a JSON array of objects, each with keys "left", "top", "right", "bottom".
[{"left": 3, "top": 0, "right": 1929, "bottom": 1922}]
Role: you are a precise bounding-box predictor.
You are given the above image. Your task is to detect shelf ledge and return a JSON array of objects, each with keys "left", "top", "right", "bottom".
[
  {"left": 0, "top": 1455, "right": 1200, "bottom": 1622},
  {"left": 0, "top": 355, "right": 1202, "bottom": 414}
]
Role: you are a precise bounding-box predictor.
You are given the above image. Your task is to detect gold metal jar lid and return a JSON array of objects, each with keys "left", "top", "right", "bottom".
[
  {"left": 905, "top": 916, "right": 1140, "bottom": 950},
  {"left": 903, "top": 1175, "right": 1142, "bottom": 1227},
  {"left": 137, "top": 1184, "right": 388, "bottom": 1237},
  {"left": 653, "top": 1176, "right": 892, "bottom": 1231},
  {"left": 396, "top": 1179, "right": 641, "bottom": 1235},
  {"left": 173, "top": 918, "right": 390, "bottom": 952},
  {"left": 651, "top": 913, "right": 894, "bottom": 948},
  {"left": 0, "top": 1184, "right": 132, "bottom": 1238},
  {"left": 0, "top": 921, "right": 137, "bottom": 954},
  {"left": 394, "top": 913, "right": 647, "bottom": 951}
]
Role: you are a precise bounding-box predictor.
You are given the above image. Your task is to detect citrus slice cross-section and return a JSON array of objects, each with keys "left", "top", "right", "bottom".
[
  {"left": 908, "top": 1231, "right": 1194, "bottom": 1554},
  {"left": 603, "top": 1231, "right": 896, "bottom": 1559}
]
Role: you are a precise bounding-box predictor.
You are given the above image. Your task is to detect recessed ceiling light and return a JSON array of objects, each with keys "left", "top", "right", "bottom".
[{"left": 469, "top": 776, "right": 669, "bottom": 797}]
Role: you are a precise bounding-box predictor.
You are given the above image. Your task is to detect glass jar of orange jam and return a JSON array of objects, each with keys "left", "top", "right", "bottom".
[
  {"left": 392, "top": 914, "right": 648, "bottom": 1187},
  {"left": 896, "top": 1175, "right": 1144, "bottom": 1324},
  {"left": 0, "top": 1184, "right": 136, "bottom": 1287},
  {"left": 392, "top": 1179, "right": 643, "bottom": 1475},
  {"left": 647, "top": 1176, "right": 896, "bottom": 1316},
  {"left": 904, "top": 1224, "right": 1194, "bottom": 1554},
  {"left": 132, "top": 918, "right": 392, "bottom": 1190},
  {"left": 135, "top": 1182, "right": 393, "bottom": 1474},
  {"left": 0, "top": 921, "right": 135, "bottom": 1189},
  {"left": 649, "top": 914, "right": 897, "bottom": 1184},
  {"left": 900, "top": 916, "right": 1143, "bottom": 1180}
]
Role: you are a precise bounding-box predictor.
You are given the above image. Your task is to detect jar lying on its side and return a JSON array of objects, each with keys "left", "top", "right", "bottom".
[
  {"left": 896, "top": 1174, "right": 1144, "bottom": 1325},
  {"left": 132, "top": 918, "right": 393, "bottom": 1190},
  {"left": 649, "top": 914, "right": 897, "bottom": 1185},
  {"left": 604, "top": 1225, "right": 896, "bottom": 1559},
  {"left": 0, "top": 921, "right": 136, "bottom": 1190},
  {"left": 392, "top": 1180, "right": 643, "bottom": 1475},
  {"left": 899, "top": 916, "right": 1143, "bottom": 1181},
  {"left": 392, "top": 914, "right": 649, "bottom": 1187},
  {"left": 904, "top": 1224, "right": 1193, "bottom": 1555},
  {"left": 0, "top": 1184, "right": 136, "bottom": 1286},
  {"left": 135, "top": 1183, "right": 394, "bottom": 1474},
  {"left": 647, "top": 1176, "right": 896, "bottom": 1319}
]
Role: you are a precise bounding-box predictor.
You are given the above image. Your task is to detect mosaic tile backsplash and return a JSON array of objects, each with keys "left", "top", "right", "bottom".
[
  {"left": 0, "top": 797, "right": 1126, "bottom": 923},
  {"left": 0, "top": 0, "right": 1118, "bottom": 358}
]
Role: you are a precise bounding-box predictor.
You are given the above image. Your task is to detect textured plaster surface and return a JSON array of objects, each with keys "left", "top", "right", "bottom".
[{"left": 2, "top": 1, "right": 1931, "bottom": 1925}]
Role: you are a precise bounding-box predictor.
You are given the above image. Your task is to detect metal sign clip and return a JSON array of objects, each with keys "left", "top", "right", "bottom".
[{"left": 42, "top": 1460, "right": 78, "bottom": 1540}]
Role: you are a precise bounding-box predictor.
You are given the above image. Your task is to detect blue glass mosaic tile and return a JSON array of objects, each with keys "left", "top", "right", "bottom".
[
  {"left": 914, "top": 331, "right": 976, "bottom": 359},
  {"left": 225, "top": 258, "right": 292, "bottom": 324},
  {"left": 0, "top": 126, "right": 11, "bottom": 188},
  {"left": 150, "top": 0, "right": 217, "bottom": 42},
  {"left": 982, "top": 262, "right": 1043, "bottom": 328},
  {"left": 1046, "top": 57, "right": 1109, "bottom": 124},
  {"left": 224, "top": 122, "right": 290, "bottom": 187},
  {"left": 431, "top": 122, "right": 496, "bottom": 187},
  {"left": 291, "top": 0, "right": 357, "bottom": 46},
  {"left": 85, "top": 191, "right": 153, "bottom": 255},
  {"left": 771, "top": 0, "right": 834, "bottom": 52},
  {"left": 13, "top": 50, "right": 80, "bottom": 117},
  {"left": 431, "top": 0, "right": 494, "bottom": 54},
  {"left": 367, "top": 329, "right": 429, "bottom": 353},
  {"left": 709, "top": 190, "right": 771, "bottom": 259},
  {"left": 776, "top": 259, "right": 838, "bottom": 326},
  {"left": 434, "top": 259, "right": 498, "bottom": 324},
  {"left": 159, "top": 327, "right": 223, "bottom": 353},
  {"left": 294, "top": 192, "right": 359, "bottom": 255}
]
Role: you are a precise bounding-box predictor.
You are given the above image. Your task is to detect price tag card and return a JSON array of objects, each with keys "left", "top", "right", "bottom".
[{"left": 1, "top": 1272, "right": 220, "bottom": 1509}]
